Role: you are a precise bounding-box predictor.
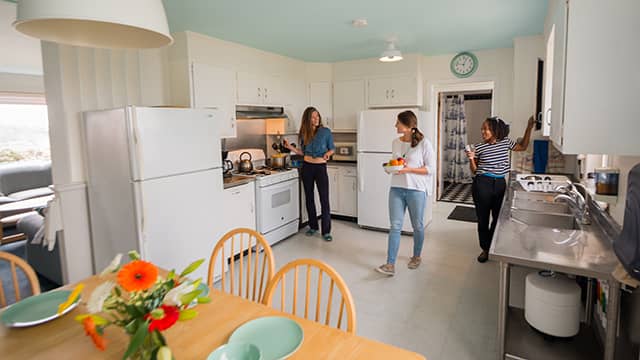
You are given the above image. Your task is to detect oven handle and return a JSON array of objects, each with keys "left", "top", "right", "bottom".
[{"left": 258, "top": 178, "right": 298, "bottom": 191}]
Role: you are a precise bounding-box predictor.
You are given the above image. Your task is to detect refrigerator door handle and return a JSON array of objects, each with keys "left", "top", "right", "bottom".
[{"left": 357, "top": 161, "right": 364, "bottom": 193}]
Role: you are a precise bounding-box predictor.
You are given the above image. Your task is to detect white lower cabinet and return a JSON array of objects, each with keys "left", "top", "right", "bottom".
[{"left": 329, "top": 165, "right": 357, "bottom": 217}]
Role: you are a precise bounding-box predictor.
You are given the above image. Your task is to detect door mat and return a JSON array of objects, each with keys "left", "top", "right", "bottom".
[{"left": 447, "top": 206, "right": 477, "bottom": 223}]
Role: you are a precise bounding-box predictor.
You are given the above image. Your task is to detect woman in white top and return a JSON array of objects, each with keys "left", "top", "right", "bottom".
[{"left": 376, "top": 110, "right": 436, "bottom": 276}]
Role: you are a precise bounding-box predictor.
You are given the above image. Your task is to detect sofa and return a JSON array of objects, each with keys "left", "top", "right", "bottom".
[{"left": 0, "top": 161, "right": 53, "bottom": 205}]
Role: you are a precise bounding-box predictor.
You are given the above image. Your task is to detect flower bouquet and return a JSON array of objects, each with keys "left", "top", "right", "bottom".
[{"left": 75, "top": 251, "right": 210, "bottom": 359}]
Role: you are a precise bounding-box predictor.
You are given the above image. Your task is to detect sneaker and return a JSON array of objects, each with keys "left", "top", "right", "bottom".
[
  {"left": 375, "top": 264, "right": 395, "bottom": 276},
  {"left": 305, "top": 229, "right": 318, "bottom": 236},
  {"left": 322, "top": 234, "right": 333, "bottom": 242},
  {"left": 477, "top": 250, "right": 489, "bottom": 263},
  {"left": 408, "top": 257, "right": 422, "bottom": 269}
]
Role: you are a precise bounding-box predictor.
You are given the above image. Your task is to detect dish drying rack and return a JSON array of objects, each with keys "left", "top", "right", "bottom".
[{"left": 516, "top": 174, "right": 571, "bottom": 192}]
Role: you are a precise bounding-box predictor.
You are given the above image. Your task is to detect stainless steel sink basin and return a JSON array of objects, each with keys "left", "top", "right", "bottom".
[
  {"left": 513, "top": 190, "right": 557, "bottom": 202},
  {"left": 510, "top": 209, "right": 579, "bottom": 230},
  {"left": 511, "top": 198, "right": 570, "bottom": 214}
]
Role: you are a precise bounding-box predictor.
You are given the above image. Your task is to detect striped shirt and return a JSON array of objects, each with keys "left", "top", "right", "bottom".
[{"left": 474, "top": 138, "right": 517, "bottom": 176}]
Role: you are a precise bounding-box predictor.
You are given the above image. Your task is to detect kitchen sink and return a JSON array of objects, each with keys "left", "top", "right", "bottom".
[
  {"left": 513, "top": 190, "right": 557, "bottom": 202},
  {"left": 511, "top": 198, "right": 570, "bottom": 214},
  {"left": 510, "top": 209, "right": 579, "bottom": 230}
]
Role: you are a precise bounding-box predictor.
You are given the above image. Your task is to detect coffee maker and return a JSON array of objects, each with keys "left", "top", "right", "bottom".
[{"left": 222, "top": 150, "right": 233, "bottom": 178}]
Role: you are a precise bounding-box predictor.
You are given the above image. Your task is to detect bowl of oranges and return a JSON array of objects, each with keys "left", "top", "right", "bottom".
[{"left": 383, "top": 158, "right": 405, "bottom": 174}]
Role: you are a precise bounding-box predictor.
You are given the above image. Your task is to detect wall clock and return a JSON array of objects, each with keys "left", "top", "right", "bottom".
[{"left": 450, "top": 52, "right": 478, "bottom": 78}]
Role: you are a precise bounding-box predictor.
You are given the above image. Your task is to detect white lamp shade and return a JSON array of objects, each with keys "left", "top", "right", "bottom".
[
  {"left": 13, "top": 0, "right": 173, "bottom": 49},
  {"left": 379, "top": 42, "right": 403, "bottom": 62}
]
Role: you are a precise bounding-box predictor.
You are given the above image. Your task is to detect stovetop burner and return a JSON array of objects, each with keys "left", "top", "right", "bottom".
[{"left": 235, "top": 166, "right": 293, "bottom": 176}]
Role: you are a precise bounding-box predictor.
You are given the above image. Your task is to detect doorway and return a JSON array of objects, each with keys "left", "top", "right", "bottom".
[{"left": 431, "top": 83, "right": 494, "bottom": 204}]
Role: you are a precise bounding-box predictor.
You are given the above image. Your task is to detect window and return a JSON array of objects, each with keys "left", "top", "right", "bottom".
[{"left": 0, "top": 93, "right": 49, "bottom": 163}]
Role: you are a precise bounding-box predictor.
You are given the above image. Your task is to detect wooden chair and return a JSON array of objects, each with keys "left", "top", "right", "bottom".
[
  {"left": 0, "top": 251, "right": 40, "bottom": 307},
  {"left": 208, "top": 228, "right": 275, "bottom": 303},
  {"left": 262, "top": 258, "right": 357, "bottom": 334}
]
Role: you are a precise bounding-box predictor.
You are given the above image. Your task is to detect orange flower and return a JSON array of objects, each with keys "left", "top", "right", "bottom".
[
  {"left": 117, "top": 260, "right": 158, "bottom": 292},
  {"left": 82, "top": 317, "right": 107, "bottom": 351}
]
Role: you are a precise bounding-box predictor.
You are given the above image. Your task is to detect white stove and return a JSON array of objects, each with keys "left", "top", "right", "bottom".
[{"left": 227, "top": 149, "right": 300, "bottom": 245}]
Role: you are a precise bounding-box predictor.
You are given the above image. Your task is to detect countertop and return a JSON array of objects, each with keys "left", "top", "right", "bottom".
[
  {"left": 223, "top": 174, "right": 255, "bottom": 189},
  {"left": 489, "top": 178, "right": 620, "bottom": 280}
]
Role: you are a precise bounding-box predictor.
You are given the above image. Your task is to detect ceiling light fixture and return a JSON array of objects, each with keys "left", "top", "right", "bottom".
[
  {"left": 351, "top": 19, "right": 368, "bottom": 28},
  {"left": 13, "top": 0, "right": 173, "bottom": 49},
  {"left": 379, "top": 41, "right": 403, "bottom": 63}
]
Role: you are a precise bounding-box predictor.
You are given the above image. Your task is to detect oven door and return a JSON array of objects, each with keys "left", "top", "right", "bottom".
[{"left": 257, "top": 179, "right": 300, "bottom": 234}]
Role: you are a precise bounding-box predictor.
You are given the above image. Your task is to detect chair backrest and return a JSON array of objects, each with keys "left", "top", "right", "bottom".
[
  {"left": 0, "top": 251, "right": 40, "bottom": 307},
  {"left": 208, "top": 228, "right": 275, "bottom": 303},
  {"left": 262, "top": 258, "right": 356, "bottom": 334}
]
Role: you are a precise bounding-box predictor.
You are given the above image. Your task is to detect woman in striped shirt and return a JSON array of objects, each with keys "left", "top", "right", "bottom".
[{"left": 466, "top": 116, "right": 535, "bottom": 263}]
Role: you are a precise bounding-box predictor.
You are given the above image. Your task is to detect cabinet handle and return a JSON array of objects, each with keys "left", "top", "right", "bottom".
[
  {"left": 546, "top": 108, "right": 552, "bottom": 126},
  {"left": 231, "top": 117, "right": 235, "bottom": 128},
  {"left": 385, "top": 89, "right": 389, "bottom": 99},
  {"left": 264, "top": 88, "right": 268, "bottom": 99},
  {"left": 258, "top": 87, "right": 261, "bottom": 98},
  {"left": 391, "top": 89, "right": 395, "bottom": 98}
]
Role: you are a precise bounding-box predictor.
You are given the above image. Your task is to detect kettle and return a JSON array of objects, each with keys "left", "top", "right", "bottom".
[
  {"left": 238, "top": 151, "right": 253, "bottom": 173},
  {"left": 223, "top": 159, "right": 234, "bottom": 174}
]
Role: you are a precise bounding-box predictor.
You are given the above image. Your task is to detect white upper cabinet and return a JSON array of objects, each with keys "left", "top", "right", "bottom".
[
  {"left": 333, "top": 79, "right": 365, "bottom": 132},
  {"left": 283, "top": 78, "right": 307, "bottom": 133},
  {"left": 236, "top": 72, "right": 285, "bottom": 106},
  {"left": 308, "top": 81, "right": 333, "bottom": 129},
  {"left": 543, "top": 0, "right": 640, "bottom": 155},
  {"left": 367, "top": 75, "right": 421, "bottom": 108},
  {"left": 191, "top": 63, "right": 237, "bottom": 138}
]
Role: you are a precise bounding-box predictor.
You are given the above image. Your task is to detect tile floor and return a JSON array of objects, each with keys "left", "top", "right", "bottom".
[{"left": 269, "top": 201, "right": 498, "bottom": 360}]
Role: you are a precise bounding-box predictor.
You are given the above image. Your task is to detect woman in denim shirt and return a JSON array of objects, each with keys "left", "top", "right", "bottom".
[{"left": 285, "top": 107, "right": 335, "bottom": 241}]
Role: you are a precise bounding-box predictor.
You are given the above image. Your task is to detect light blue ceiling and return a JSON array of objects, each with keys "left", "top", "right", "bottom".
[{"left": 162, "top": 0, "right": 547, "bottom": 62}]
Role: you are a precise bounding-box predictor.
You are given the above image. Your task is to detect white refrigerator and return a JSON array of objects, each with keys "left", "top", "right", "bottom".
[
  {"left": 83, "top": 106, "right": 224, "bottom": 281},
  {"left": 357, "top": 108, "right": 435, "bottom": 232}
]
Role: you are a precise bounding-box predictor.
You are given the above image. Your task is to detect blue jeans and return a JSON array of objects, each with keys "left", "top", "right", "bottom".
[{"left": 387, "top": 187, "right": 427, "bottom": 265}]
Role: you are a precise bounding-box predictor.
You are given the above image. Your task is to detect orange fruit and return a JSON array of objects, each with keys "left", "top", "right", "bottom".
[{"left": 389, "top": 159, "right": 399, "bottom": 166}]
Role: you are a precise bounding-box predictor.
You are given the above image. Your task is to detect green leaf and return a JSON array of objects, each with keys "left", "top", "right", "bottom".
[
  {"left": 190, "top": 278, "right": 202, "bottom": 289},
  {"left": 197, "top": 296, "right": 212, "bottom": 304},
  {"left": 114, "top": 286, "right": 122, "bottom": 297},
  {"left": 150, "top": 308, "right": 165, "bottom": 320},
  {"left": 128, "top": 250, "right": 141, "bottom": 261},
  {"left": 167, "top": 270, "right": 176, "bottom": 280},
  {"left": 122, "top": 320, "right": 149, "bottom": 360},
  {"left": 179, "top": 259, "right": 205, "bottom": 278},
  {"left": 179, "top": 289, "right": 202, "bottom": 306},
  {"left": 178, "top": 309, "right": 198, "bottom": 321}
]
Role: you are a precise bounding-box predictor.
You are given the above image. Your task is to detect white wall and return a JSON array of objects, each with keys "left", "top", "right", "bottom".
[
  {"left": 0, "top": 1, "right": 43, "bottom": 93},
  {"left": 41, "top": 42, "right": 170, "bottom": 282},
  {"left": 422, "top": 48, "right": 514, "bottom": 125}
]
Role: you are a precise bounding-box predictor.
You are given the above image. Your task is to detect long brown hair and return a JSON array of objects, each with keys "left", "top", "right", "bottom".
[
  {"left": 299, "top": 106, "right": 323, "bottom": 145},
  {"left": 397, "top": 110, "right": 424, "bottom": 147}
]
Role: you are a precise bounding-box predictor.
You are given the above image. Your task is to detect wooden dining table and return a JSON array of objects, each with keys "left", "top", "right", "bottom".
[{"left": 0, "top": 273, "right": 426, "bottom": 359}]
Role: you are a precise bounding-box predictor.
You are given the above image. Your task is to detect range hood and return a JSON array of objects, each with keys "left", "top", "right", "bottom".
[{"left": 236, "top": 105, "right": 287, "bottom": 119}]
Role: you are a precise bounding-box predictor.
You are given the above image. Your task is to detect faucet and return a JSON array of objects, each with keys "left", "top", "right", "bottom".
[{"left": 554, "top": 182, "right": 591, "bottom": 225}]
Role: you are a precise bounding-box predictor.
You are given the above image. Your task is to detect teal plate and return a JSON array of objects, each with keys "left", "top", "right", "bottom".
[
  {"left": 229, "top": 316, "right": 303, "bottom": 360},
  {"left": 0, "top": 290, "right": 79, "bottom": 328},
  {"left": 207, "top": 342, "right": 261, "bottom": 360}
]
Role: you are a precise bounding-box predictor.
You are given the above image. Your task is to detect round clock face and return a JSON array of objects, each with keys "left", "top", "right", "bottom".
[{"left": 451, "top": 52, "right": 478, "bottom": 78}]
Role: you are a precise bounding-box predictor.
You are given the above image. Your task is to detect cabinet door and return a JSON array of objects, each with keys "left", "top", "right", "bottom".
[
  {"left": 191, "top": 63, "right": 237, "bottom": 138},
  {"left": 222, "top": 183, "right": 257, "bottom": 255},
  {"left": 263, "top": 75, "right": 284, "bottom": 106},
  {"left": 367, "top": 77, "right": 393, "bottom": 107},
  {"left": 542, "top": 25, "right": 554, "bottom": 137},
  {"left": 309, "top": 81, "right": 333, "bottom": 129},
  {"left": 391, "top": 76, "right": 420, "bottom": 106},
  {"left": 333, "top": 79, "right": 364, "bottom": 132},
  {"left": 284, "top": 78, "right": 307, "bottom": 133},
  {"left": 548, "top": 0, "right": 567, "bottom": 149},
  {"left": 237, "top": 72, "right": 263, "bottom": 105},
  {"left": 339, "top": 167, "right": 357, "bottom": 217},
  {"left": 327, "top": 166, "right": 340, "bottom": 214}
]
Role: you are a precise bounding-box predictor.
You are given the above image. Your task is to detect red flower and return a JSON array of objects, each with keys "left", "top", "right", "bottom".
[
  {"left": 117, "top": 260, "right": 158, "bottom": 292},
  {"left": 146, "top": 305, "right": 180, "bottom": 332}
]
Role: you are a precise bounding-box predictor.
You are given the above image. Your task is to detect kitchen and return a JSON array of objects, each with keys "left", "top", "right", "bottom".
[{"left": 1, "top": 0, "right": 640, "bottom": 359}]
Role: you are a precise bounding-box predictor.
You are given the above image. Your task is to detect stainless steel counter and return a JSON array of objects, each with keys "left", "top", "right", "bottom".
[
  {"left": 489, "top": 176, "right": 622, "bottom": 360},
  {"left": 490, "top": 183, "right": 619, "bottom": 280}
]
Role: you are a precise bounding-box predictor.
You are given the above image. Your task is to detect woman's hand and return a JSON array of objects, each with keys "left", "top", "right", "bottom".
[
  {"left": 283, "top": 139, "right": 291, "bottom": 150},
  {"left": 397, "top": 166, "right": 412, "bottom": 174},
  {"left": 323, "top": 152, "right": 331, "bottom": 161},
  {"left": 527, "top": 115, "right": 535, "bottom": 129},
  {"left": 465, "top": 150, "right": 475, "bottom": 160}
]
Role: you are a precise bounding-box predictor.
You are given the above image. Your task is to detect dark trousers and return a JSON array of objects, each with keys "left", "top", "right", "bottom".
[
  {"left": 301, "top": 162, "right": 331, "bottom": 235},
  {"left": 472, "top": 175, "right": 507, "bottom": 251}
]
